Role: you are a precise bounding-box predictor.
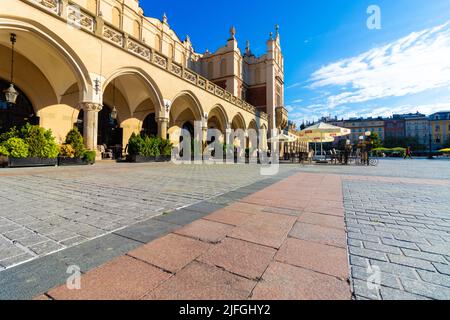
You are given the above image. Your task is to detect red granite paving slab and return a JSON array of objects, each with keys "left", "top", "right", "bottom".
[
  {"left": 47, "top": 256, "right": 171, "bottom": 300},
  {"left": 306, "top": 205, "right": 345, "bottom": 217},
  {"left": 275, "top": 238, "right": 349, "bottom": 280},
  {"left": 197, "top": 237, "right": 276, "bottom": 280},
  {"left": 289, "top": 222, "right": 347, "bottom": 248},
  {"left": 251, "top": 261, "right": 351, "bottom": 300},
  {"left": 128, "top": 233, "right": 210, "bottom": 273},
  {"left": 174, "top": 219, "right": 234, "bottom": 243},
  {"left": 306, "top": 199, "right": 344, "bottom": 210},
  {"left": 229, "top": 212, "right": 297, "bottom": 248},
  {"left": 34, "top": 172, "right": 351, "bottom": 301},
  {"left": 143, "top": 261, "right": 256, "bottom": 300},
  {"left": 203, "top": 208, "right": 255, "bottom": 226},
  {"left": 240, "top": 196, "right": 307, "bottom": 211},
  {"left": 297, "top": 212, "right": 345, "bottom": 230}
]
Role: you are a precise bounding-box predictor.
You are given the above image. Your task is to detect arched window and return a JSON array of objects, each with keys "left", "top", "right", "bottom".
[
  {"left": 86, "top": 0, "right": 96, "bottom": 14},
  {"left": 208, "top": 61, "right": 214, "bottom": 79},
  {"left": 133, "top": 20, "right": 141, "bottom": 39},
  {"left": 112, "top": 7, "right": 121, "bottom": 28},
  {"left": 220, "top": 59, "right": 227, "bottom": 76},
  {"left": 154, "top": 34, "right": 161, "bottom": 51},
  {"left": 168, "top": 43, "right": 174, "bottom": 59}
]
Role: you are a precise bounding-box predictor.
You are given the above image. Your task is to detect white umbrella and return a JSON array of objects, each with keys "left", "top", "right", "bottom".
[
  {"left": 299, "top": 123, "right": 350, "bottom": 157},
  {"left": 267, "top": 133, "right": 297, "bottom": 143}
]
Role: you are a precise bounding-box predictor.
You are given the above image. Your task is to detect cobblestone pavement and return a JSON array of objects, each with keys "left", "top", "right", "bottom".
[
  {"left": 0, "top": 163, "right": 295, "bottom": 270},
  {"left": 344, "top": 177, "right": 450, "bottom": 300},
  {"left": 298, "top": 158, "right": 450, "bottom": 180},
  {"left": 35, "top": 172, "right": 351, "bottom": 300}
]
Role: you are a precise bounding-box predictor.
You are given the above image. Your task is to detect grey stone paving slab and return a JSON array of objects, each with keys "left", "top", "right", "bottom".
[
  {"left": 0, "top": 163, "right": 298, "bottom": 269},
  {"left": 344, "top": 176, "right": 450, "bottom": 300},
  {"left": 113, "top": 219, "right": 180, "bottom": 244},
  {"left": 0, "top": 163, "right": 296, "bottom": 299}
]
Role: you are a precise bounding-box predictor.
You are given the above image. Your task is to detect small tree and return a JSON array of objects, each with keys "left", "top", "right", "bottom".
[
  {"left": 370, "top": 132, "right": 382, "bottom": 149},
  {"left": 65, "top": 128, "right": 85, "bottom": 158}
]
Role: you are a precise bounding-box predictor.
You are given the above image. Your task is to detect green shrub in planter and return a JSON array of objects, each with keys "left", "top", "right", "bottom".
[
  {"left": 4, "top": 138, "right": 29, "bottom": 158},
  {"left": 65, "top": 128, "right": 85, "bottom": 158},
  {"left": 0, "top": 145, "right": 9, "bottom": 156},
  {"left": 160, "top": 139, "right": 173, "bottom": 156},
  {"left": 83, "top": 150, "right": 96, "bottom": 164},
  {"left": 20, "top": 124, "right": 59, "bottom": 158}
]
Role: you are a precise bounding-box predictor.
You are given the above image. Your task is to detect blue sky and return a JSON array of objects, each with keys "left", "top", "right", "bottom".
[{"left": 141, "top": 0, "right": 450, "bottom": 124}]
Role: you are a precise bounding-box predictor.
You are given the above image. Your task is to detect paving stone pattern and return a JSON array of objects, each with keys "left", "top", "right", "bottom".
[
  {"left": 0, "top": 163, "right": 294, "bottom": 270},
  {"left": 344, "top": 179, "right": 450, "bottom": 300}
]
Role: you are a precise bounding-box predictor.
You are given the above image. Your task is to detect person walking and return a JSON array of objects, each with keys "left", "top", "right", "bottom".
[
  {"left": 404, "top": 146, "right": 412, "bottom": 159},
  {"left": 343, "top": 140, "right": 352, "bottom": 165}
]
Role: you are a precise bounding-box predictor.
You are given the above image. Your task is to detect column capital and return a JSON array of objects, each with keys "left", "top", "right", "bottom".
[
  {"left": 79, "top": 102, "right": 103, "bottom": 112},
  {"left": 156, "top": 117, "right": 169, "bottom": 123}
]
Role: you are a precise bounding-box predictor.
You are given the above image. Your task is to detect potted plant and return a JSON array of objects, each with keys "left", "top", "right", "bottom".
[
  {"left": 58, "top": 128, "right": 94, "bottom": 166},
  {"left": 127, "top": 134, "right": 173, "bottom": 163},
  {"left": 0, "top": 145, "right": 10, "bottom": 168},
  {"left": 1, "top": 124, "right": 59, "bottom": 167},
  {"left": 156, "top": 138, "right": 173, "bottom": 162},
  {"left": 127, "top": 134, "right": 156, "bottom": 163}
]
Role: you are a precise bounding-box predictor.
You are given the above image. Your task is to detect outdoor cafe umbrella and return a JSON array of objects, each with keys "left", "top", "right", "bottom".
[
  {"left": 267, "top": 133, "right": 297, "bottom": 143},
  {"left": 299, "top": 122, "right": 351, "bottom": 157},
  {"left": 267, "top": 133, "right": 297, "bottom": 156}
]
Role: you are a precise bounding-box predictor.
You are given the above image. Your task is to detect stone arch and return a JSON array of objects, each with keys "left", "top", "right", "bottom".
[
  {"left": 207, "top": 104, "right": 229, "bottom": 133},
  {"left": 101, "top": 68, "right": 164, "bottom": 148},
  {"left": 231, "top": 112, "right": 246, "bottom": 130},
  {"left": 0, "top": 17, "right": 91, "bottom": 102},
  {"left": 103, "top": 67, "right": 164, "bottom": 117},
  {"left": 0, "top": 17, "right": 92, "bottom": 142},
  {"left": 168, "top": 91, "right": 204, "bottom": 144}
]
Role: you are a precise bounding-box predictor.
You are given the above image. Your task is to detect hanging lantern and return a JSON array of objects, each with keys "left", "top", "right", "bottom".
[
  {"left": 3, "top": 83, "right": 18, "bottom": 104},
  {"left": 111, "top": 105, "right": 118, "bottom": 120},
  {"left": 5, "top": 33, "right": 18, "bottom": 105}
]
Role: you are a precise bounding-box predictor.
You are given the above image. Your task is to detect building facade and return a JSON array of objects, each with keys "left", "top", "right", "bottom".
[
  {"left": 430, "top": 111, "right": 450, "bottom": 150},
  {"left": 384, "top": 115, "right": 406, "bottom": 140},
  {"left": 341, "top": 117, "right": 385, "bottom": 143},
  {"left": 0, "top": 0, "right": 288, "bottom": 155},
  {"left": 404, "top": 113, "right": 430, "bottom": 147}
]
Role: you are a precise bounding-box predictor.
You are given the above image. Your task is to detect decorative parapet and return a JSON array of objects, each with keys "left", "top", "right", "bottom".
[
  {"left": 21, "top": 0, "right": 268, "bottom": 121},
  {"left": 30, "top": 0, "right": 60, "bottom": 14}
]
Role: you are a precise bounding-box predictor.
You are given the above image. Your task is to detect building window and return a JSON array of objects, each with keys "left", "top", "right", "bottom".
[
  {"left": 168, "top": 43, "right": 174, "bottom": 59},
  {"left": 86, "top": 0, "right": 96, "bottom": 14},
  {"left": 112, "top": 7, "right": 121, "bottom": 28},
  {"left": 154, "top": 34, "right": 161, "bottom": 51},
  {"left": 208, "top": 61, "right": 214, "bottom": 79},
  {"left": 220, "top": 59, "right": 227, "bottom": 76},
  {"left": 133, "top": 20, "right": 141, "bottom": 40},
  {"left": 435, "top": 125, "right": 440, "bottom": 132}
]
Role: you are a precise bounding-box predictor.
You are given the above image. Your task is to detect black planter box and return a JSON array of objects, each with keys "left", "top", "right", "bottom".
[
  {"left": 128, "top": 155, "right": 156, "bottom": 163},
  {"left": 8, "top": 157, "right": 57, "bottom": 168},
  {"left": 155, "top": 155, "right": 172, "bottom": 162},
  {"left": 0, "top": 155, "right": 8, "bottom": 168},
  {"left": 58, "top": 157, "right": 92, "bottom": 166}
]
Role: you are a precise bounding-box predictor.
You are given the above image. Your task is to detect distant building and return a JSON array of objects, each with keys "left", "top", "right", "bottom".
[
  {"left": 404, "top": 112, "right": 430, "bottom": 147},
  {"left": 429, "top": 111, "right": 450, "bottom": 150},
  {"left": 342, "top": 117, "right": 385, "bottom": 143},
  {"left": 384, "top": 115, "right": 406, "bottom": 139}
]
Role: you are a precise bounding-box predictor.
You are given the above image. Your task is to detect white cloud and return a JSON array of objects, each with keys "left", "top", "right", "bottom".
[{"left": 309, "top": 21, "right": 450, "bottom": 108}]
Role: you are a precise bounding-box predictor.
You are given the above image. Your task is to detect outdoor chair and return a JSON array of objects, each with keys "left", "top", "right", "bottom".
[{"left": 98, "top": 144, "right": 113, "bottom": 159}]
